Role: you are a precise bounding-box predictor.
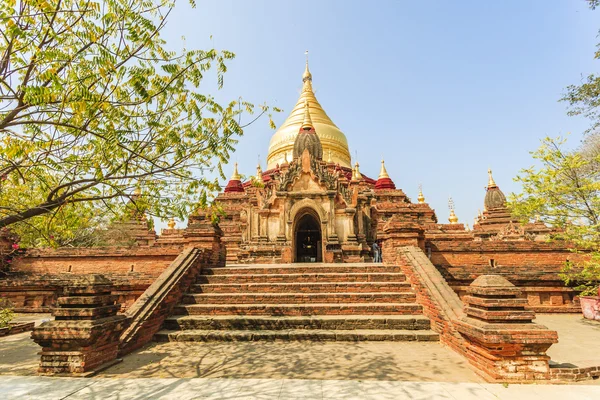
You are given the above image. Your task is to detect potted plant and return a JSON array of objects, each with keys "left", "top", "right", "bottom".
[
  {"left": 580, "top": 286, "right": 600, "bottom": 321},
  {"left": 562, "top": 253, "right": 600, "bottom": 321}
]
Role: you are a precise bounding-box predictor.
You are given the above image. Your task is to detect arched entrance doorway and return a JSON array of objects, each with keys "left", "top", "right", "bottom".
[{"left": 294, "top": 211, "right": 322, "bottom": 263}]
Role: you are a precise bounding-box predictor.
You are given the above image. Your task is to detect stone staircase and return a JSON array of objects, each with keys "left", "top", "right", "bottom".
[{"left": 155, "top": 263, "right": 439, "bottom": 342}]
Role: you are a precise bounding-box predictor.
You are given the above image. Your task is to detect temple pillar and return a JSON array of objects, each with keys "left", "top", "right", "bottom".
[
  {"left": 258, "top": 210, "right": 269, "bottom": 242},
  {"left": 277, "top": 201, "right": 286, "bottom": 241},
  {"left": 345, "top": 208, "right": 358, "bottom": 242},
  {"left": 184, "top": 214, "right": 225, "bottom": 267},
  {"left": 356, "top": 203, "right": 365, "bottom": 240},
  {"left": 381, "top": 215, "right": 424, "bottom": 261},
  {"left": 328, "top": 194, "right": 339, "bottom": 243},
  {"left": 251, "top": 208, "right": 259, "bottom": 241}
]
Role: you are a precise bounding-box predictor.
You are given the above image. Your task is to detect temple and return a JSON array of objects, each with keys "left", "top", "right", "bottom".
[
  {"left": 1, "top": 59, "right": 593, "bottom": 383},
  {"left": 215, "top": 60, "right": 553, "bottom": 265}
]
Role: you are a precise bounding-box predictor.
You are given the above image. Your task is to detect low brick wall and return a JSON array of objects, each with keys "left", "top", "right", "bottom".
[
  {"left": 428, "top": 241, "right": 584, "bottom": 312},
  {"left": 0, "top": 275, "right": 153, "bottom": 312},
  {"left": 396, "top": 247, "right": 467, "bottom": 355},
  {"left": 13, "top": 247, "right": 181, "bottom": 275},
  {"left": 551, "top": 366, "right": 600, "bottom": 382},
  {"left": 1, "top": 247, "right": 182, "bottom": 312},
  {"left": 119, "top": 247, "right": 209, "bottom": 355}
]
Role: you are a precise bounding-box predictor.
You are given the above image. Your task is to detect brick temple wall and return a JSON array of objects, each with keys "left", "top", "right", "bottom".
[
  {"left": 1, "top": 247, "right": 183, "bottom": 312},
  {"left": 428, "top": 241, "right": 586, "bottom": 312},
  {"left": 14, "top": 247, "right": 181, "bottom": 275}
]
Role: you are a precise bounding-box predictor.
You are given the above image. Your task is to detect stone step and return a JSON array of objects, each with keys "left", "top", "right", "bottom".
[
  {"left": 154, "top": 328, "right": 439, "bottom": 342},
  {"left": 173, "top": 303, "right": 423, "bottom": 316},
  {"left": 191, "top": 282, "right": 413, "bottom": 294},
  {"left": 196, "top": 273, "right": 405, "bottom": 284},
  {"left": 164, "top": 315, "right": 433, "bottom": 331},
  {"left": 181, "top": 292, "right": 416, "bottom": 305},
  {"left": 202, "top": 264, "right": 402, "bottom": 275}
]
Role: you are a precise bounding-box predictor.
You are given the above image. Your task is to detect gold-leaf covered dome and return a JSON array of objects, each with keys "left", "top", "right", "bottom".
[{"left": 267, "top": 60, "right": 351, "bottom": 169}]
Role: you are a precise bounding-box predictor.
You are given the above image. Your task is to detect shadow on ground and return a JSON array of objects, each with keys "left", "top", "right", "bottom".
[
  {"left": 100, "top": 340, "right": 482, "bottom": 383},
  {"left": 0, "top": 332, "right": 39, "bottom": 376}
]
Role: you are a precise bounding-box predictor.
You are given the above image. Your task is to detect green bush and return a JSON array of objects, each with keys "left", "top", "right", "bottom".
[
  {"left": 561, "top": 253, "right": 600, "bottom": 297},
  {"left": 0, "top": 298, "right": 14, "bottom": 329}
]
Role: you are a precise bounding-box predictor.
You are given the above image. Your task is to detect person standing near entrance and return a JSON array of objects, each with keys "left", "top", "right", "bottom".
[{"left": 372, "top": 241, "right": 381, "bottom": 263}]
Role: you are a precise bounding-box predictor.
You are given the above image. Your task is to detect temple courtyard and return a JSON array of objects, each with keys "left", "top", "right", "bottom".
[{"left": 0, "top": 314, "right": 599, "bottom": 399}]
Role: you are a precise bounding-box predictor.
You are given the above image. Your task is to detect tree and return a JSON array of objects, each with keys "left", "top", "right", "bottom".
[
  {"left": 510, "top": 136, "right": 600, "bottom": 246},
  {"left": 509, "top": 136, "right": 600, "bottom": 295},
  {"left": 0, "top": 0, "right": 276, "bottom": 232}
]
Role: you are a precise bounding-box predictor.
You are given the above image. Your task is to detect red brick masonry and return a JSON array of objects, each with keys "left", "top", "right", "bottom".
[
  {"left": 31, "top": 275, "right": 128, "bottom": 376},
  {"left": 393, "top": 246, "right": 559, "bottom": 382}
]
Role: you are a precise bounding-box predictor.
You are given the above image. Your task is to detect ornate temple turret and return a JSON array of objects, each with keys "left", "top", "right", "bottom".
[
  {"left": 351, "top": 161, "right": 362, "bottom": 182},
  {"left": 292, "top": 101, "right": 323, "bottom": 160},
  {"left": 267, "top": 58, "right": 351, "bottom": 168},
  {"left": 474, "top": 168, "right": 551, "bottom": 240},
  {"left": 479, "top": 169, "right": 510, "bottom": 227},
  {"left": 375, "top": 159, "right": 396, "bottom": 190},
  {"left": 417, "top": 185, "right": 426, "bottom": 204},
  {"left": 484, "top": 169, "right": 506, "bottom": 210},
  {"left": 448, "top": 210, "right": 458, "bottom": 224},
  {"left": 254, "top": 163, "right": 264, "bottom": 185},
  {"left": 224, "top": 162, "right": 244, "bottom": 193},
  {"left": 448, "top": 197, "right": 459, "bottom": 224}
]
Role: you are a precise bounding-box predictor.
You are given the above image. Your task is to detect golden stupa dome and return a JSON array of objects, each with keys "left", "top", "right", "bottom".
[{"left": 266, "top": 59, "right": 351, "bottom": 169}]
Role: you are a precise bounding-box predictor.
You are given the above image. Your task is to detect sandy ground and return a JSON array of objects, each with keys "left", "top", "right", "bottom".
[
  {"left": 101, "top": 340, "right": 483, "bottom": 382},
  {"left": 536, "top": 313, "right": 600, "bottom": 368},
  {"left": 1, "top": 313, "right": 599, "bottom": 385}
]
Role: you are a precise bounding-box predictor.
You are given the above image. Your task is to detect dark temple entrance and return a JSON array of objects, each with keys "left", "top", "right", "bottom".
[{"left": 294, "top": 213, "right": 322, "bottom": 263}]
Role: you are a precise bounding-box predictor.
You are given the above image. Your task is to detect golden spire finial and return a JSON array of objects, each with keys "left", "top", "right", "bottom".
[
  {"left": 487, "top": 168, "right": 497, "bottom": 188},
  {"left": 378, "top": 159, "right": 390, "bottom": 179},
  {"left": 301, "top": 100, "right": 313, "bottom": 130},
  {"left": 353, "top": 161, "right": 362, "bottom": 181},
  {"left": 351, "top": 167, "right": 358, "bottom": 182},
  {"left": 283, "top": 151, "right": 289, "bottom": 164},
  {"left": 303, "top": 50, "right": 312, "bottom": 83},
  {"left": 417, "top": 184, "right": 425, "bottom": 204},
  {"left": 231, "top": 162, "right": 241, "bottom": 181},
  {"left": 327, "top": 150, "right": 332, "bottom": 163},
  {"left": 449, "top": 209, "right": 458, "bottom": 224},
  {"left": 302, "top": 51, "right": 313, "bottom": 93},
  {"left": 448, "top": 197, "right": 458, "bottom": 224},
  {"left": 255, "top": 162, "right": 263, "bottom": 184},
  {"left": 167, "top": 218, "right": 176, "bottom": 229}
]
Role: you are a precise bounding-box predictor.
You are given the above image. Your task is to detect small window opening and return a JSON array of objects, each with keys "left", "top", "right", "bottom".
[{"left": 489, "top": 259, "right": 496, "bottom": 268}]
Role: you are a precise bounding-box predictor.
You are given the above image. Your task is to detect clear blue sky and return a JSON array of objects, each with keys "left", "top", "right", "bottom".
[{"left": 161, "top": 0, "right": 598, "bottom": 226}]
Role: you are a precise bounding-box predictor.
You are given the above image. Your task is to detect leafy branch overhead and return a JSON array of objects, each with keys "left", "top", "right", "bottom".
[{"left": 0, "top": 0, "right": 277, "bottom": 231}]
